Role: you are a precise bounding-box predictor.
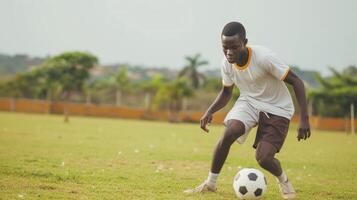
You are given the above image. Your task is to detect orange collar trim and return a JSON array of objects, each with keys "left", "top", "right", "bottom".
[{"left": 233, "top": 46, "right": 252, "bottom": 71}]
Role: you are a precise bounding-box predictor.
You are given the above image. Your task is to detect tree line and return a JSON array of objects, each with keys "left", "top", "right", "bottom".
[{"left": 0, "top": 51, "right": 356, "bottom": 118}]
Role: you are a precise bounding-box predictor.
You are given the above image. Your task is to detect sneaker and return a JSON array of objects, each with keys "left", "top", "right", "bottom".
[
  {"left": 183, "top": 181, "right": 217, "bottom": 194},
  {"left": 277, "top": 178, "right": 296, "bottom": 199}
]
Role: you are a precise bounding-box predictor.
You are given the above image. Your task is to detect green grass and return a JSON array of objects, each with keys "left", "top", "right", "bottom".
[{"left": 0, "top": 112, "right": 357, "bottom": 199}]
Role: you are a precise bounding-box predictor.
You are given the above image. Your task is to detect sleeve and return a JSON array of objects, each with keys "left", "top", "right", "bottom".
[
  {"left": 263, "top": 53, "right": 290, "bottom": 81},
  {"left": 221, "top": 59, "right": 234, "bottom": 86}
]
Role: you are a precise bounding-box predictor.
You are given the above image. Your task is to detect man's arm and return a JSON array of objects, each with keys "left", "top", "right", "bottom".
[
  {"left": 200, "top": 85, "right": 234, "bottom": 133},
  {"left": 284, "top": 70, "right": 311, "bottom": 141}
]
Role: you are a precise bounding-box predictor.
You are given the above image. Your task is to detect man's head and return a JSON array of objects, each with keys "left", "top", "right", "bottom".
[{"left": 221, "top": 22, "right": 248, "bottom": 64}]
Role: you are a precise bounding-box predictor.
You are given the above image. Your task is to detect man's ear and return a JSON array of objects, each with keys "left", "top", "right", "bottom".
[{"left": 244, "top": 38, "right": 248, "bottom": 46}]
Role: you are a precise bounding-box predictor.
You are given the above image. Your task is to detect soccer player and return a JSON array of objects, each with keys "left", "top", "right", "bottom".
[{"left": 184, "top": 22, "right": 311, "bottom": 199}]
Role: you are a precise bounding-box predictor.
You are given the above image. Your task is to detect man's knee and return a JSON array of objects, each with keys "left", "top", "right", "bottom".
[
  {"left": 220, "top": 120, "right": 245, "bottom": 147},
  {"left": 256, "top": 154, "right": 273, "bottom": 168},
  {"left": 220, "top": 129, "right": 237, "bottom": 147},
  {"left": 255, "top": 142, "right": 276, "bottom": 168}
]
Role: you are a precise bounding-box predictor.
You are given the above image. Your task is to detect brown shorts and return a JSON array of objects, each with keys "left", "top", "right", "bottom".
[{"left": 253, "top": 112, "right": 290, "bottom": 152}]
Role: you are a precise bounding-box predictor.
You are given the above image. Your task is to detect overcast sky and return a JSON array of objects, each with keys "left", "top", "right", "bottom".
[{"left": 1, "top": 0, "right": 356, "bottom": 74}]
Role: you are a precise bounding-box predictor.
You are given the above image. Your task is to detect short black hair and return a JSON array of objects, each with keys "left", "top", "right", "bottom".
[{"left": 221, "top": 21, "right": 246, "bottom": 39}]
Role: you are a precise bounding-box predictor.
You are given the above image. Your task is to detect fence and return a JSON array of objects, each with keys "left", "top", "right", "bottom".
[{"left": 0, "top": 98, "right": 355, "bottom": 132}]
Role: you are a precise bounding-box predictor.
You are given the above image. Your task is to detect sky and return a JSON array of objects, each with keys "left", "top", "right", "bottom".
[{"left": 1, "top": 0, "right": 356, "bottom": 74}]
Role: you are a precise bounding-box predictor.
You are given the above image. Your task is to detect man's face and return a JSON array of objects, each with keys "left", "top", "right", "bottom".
[{"left": 221, "top": 35, "right": 246, "bottom": 64}]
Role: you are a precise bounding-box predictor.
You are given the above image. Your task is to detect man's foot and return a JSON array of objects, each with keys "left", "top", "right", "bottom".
[
  {"left": 183, "top": 181, "right": 217, "bottom": 194},
  {"left": 277, "top": 178, "right": 296, "bottom": 199}
]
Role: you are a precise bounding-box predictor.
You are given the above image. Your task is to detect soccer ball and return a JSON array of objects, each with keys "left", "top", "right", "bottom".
[{"left": 233, "top": 168, "right": 267, "bottom": 199}]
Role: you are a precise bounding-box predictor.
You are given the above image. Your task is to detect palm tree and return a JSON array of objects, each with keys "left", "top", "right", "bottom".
[
  {"left": 153, "top": 78, "right": 194, "bottom": 122},
  {"left": 141, "top": 75, "right": 166, "bottom": 110},
  {"left": 179, "top": 53, "right": 208, "bottom": 88},
  {"left": 115, "top": 67, "right": 130, "bottom": 106}
]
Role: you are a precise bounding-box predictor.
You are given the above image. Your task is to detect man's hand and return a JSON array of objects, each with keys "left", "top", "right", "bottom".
[
  {"left": 284, "top": 71, "right": 311, "bottom": 142},
  {"left": 200, "top": 112, "right": 213, "bottom": 133},
  {"left": 297, "top": 116, "right": 311, "bottom": 141}
]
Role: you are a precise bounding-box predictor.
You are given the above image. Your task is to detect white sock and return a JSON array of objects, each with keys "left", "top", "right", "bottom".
[
  {"left": 277, "top": 172, "right": 288, "bottom": 183},
  {"left": 206, "top": 171, "right": 219, "bottom": 187}
]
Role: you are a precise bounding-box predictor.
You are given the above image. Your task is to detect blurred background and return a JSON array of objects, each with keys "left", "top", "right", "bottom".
[
  {"left": 1, "top": 1, "right": 357, "bottom": 199},
  {"left": 0, "top": 0, "right": 356, "bottom": 131}
]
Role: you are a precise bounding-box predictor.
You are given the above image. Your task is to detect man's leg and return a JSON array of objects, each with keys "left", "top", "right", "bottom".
[
  {"left": 211, "top": 119, "right": 245, "bottom": 173},
  {"left": 255, "top": 141, "right": 296, "bottom": 199},
  {"left": 184, "top": 119, "right": 245, "bottom": 193},
  {"left": 255, "top": 141, "right": 282, "bottom": 176}
]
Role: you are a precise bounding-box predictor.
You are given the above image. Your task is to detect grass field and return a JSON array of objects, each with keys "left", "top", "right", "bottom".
[{"left": 0, "top": 112, "right": 357, "bottom": 199}]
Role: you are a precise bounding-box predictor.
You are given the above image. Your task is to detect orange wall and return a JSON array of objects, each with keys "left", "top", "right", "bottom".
[
  {"left": 0, "top": 98, "right": 12, "bottom": 111},
  {"left": 14, "top": 99, "right": 50, "bottom": 113},
  {"left": 0, "top": 98, "right": 355, "bottom": 132}
]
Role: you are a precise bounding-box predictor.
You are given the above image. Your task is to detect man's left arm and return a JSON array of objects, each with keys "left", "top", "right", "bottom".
[{"left": 284, "top": 70, "right": 311, "bottom": 141}]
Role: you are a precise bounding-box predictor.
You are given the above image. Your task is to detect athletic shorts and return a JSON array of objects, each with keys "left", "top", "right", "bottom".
[{"left": 223, "top": 100, "right": 290, "bottom": 152}]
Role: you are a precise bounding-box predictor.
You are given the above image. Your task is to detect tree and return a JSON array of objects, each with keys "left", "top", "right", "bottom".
[
  {"left": 44, "top": 51, "right": 98, "bottom": 121},
  {"left": 114, "top": 67, "right": 130, "bottom": 106},
  {"left": 203, "top": 77, "right": 221, "bottom": 92},
  {"left": 342, "top": 65, "right": 357, "bottom": 78},
  {"left": 82, "top": 80, "right": 93, "bottom": 105},
  {"left": 0, "top": 67, "right": 46, "bottom": 99},
  {"left": 35, "top": 66, "right": 63, "bottom": 101},
  {"left": 178, "top": 53, "right": 208, "bottom": 88},
  {"left": 308, "top": 67, "right": 357, "bottom": 117},
  {"left": 0, "top": 53, "right": 45, "bottom": 78},
  {"left": 0, "top": 52, "right": 98, "bottom": 116},
  {"left": 153, "top": 78, "right": 194, "bottom": 122},
  {"left": 85, "top": 78, "right": 116, "bottom": 105},
  {"left": 141, "top": 75, "right": 166, "bottom": 110}
]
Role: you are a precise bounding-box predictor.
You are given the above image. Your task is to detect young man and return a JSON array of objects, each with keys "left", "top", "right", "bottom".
[{"left": 184, "top": 22, "right": 311, "bottom": 199}]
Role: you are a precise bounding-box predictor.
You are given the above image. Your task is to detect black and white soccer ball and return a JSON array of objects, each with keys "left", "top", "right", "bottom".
[{"left": 233, "top": 168, "right": 267, "bottom": 199}]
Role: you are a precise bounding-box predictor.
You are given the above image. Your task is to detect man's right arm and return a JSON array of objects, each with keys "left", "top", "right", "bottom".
[{"left": 200, "top": 85, "right": 234, "bottom": 132}]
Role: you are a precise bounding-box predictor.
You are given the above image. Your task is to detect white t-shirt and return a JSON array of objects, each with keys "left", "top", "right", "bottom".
[{"left": 221, "top": 45, "right": 295, "bottom": 119}]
